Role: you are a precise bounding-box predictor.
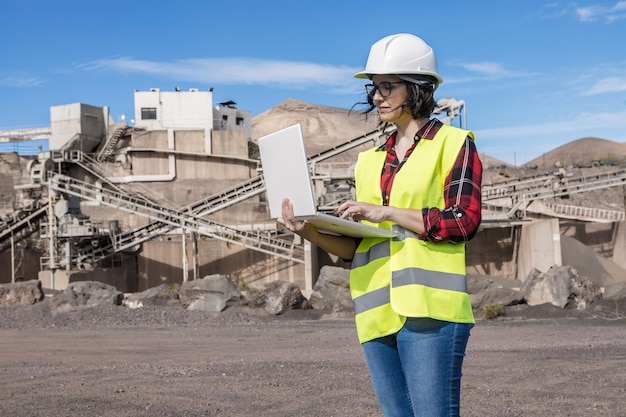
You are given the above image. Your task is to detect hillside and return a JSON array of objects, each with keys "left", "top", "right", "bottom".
[
  {"left": 251, "top": 99, "right": 379, "bottom": 163},
  {"left": 524, "top": 137, "right": 626, "bottom": 168},
  {"left": 251, "top": 99, "right": 514, "bottom": 169},
  {"left": 252, "top": 100, "right": 626, "bottom": 171}
]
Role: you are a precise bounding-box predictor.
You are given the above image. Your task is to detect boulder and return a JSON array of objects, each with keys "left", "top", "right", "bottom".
[
  {"left": 179, "top": 274, "right": 241, "bottom": 312},
  {"left": 468, "top": 275, "right": 525, "bottom": 310},
  {"left": 0, "top": 280, "right": 44, "bottom": 306},
  {"left": 603, "top": 281, "right": 626, "bottom": 300},
  {"left": 50, "top": 281, "right": 124, "bottom": 311},
  {"left": 521, "top": 266, "right": 602, "bottom": 309},
  {"left": 309, "top": 266, "right": 353, "bottom": 312},
  {"left": 124, "top": 283, "right": 180, "bottom": 308},
  {"left": 471, "top": 287, "right": 525, "bottom": 310},
  {"left": 252, "top": 280, "right": 311, "bottom": 315}
]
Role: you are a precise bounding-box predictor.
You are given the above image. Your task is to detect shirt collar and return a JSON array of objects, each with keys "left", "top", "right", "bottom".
[{"left": 377, "top": 119, "right": 442, "bottom": 152}]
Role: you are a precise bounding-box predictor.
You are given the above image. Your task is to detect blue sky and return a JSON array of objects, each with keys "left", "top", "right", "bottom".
[{"left": 1, "top": 0, "right": 625, "bottom": 165}]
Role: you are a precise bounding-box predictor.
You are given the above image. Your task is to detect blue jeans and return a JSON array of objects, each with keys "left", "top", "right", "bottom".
[{"left": 362, "top": 318, "right": 472, "bottom": 417}]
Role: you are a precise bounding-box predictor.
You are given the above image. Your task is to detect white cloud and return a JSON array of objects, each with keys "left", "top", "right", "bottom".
[
  {"left": 84, "top": 57, "right": 360, "bottom": 89},
  {"left": 449, "top": 61, "right": 535, "bottom": 83},
  {"left": 575, "top": 6, "right": 600, "bottom": 22},
  {"left": 583, "top": 76, "right": 626, "bottom": 95},
  {"left": 460, "top": 61, "right": 510, "bottom": 77},
  {"left": 0, "top": 76, "right": 45, "bottom": 87},
  {"left": 575, "top": 2, "right": 626, "bottom": 23}
]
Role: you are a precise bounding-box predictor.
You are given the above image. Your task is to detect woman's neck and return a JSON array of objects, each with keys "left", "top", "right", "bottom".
[{"left": 395, "top": 117, "right": 429, "bottom": 143}]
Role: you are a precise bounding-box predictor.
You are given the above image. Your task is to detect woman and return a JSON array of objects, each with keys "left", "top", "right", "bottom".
[{"left": 279, "top": 33, "right": 482, "bottom": 416}]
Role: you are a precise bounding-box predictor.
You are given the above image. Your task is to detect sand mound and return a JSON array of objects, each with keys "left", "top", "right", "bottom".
[
  {"left": 525, "top": 137, "right": 626, "bottom": 168},
  {"left": 561, "top": 235, "right": 626, "bottom": 286}
]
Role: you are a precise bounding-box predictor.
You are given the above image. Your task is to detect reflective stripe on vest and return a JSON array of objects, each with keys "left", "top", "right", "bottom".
[
  {"left": 351, "top": 224, "right": 417, "bottom": 269},
  {"left": 353, "top": 267, "right": 468, "bottom": 315},
  {"left": 353, "top": 286, "right": 389, "bottom": 315},
  {"left": 393, "top": 268, "right": 468, "bottom": 293},
  {"left": 352, "top": 240, "right": 390, "bottom": 269}
]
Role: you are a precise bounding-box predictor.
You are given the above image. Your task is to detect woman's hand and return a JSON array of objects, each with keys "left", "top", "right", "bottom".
[
  {"left": 338, "top": 200, "right": 425, "bottom": 235},
  {"left": 336, "top": 200, "right": 390, "bottom": 224},
  {"left": 277, "top": 198, "right": 317, "bottom": 237}
]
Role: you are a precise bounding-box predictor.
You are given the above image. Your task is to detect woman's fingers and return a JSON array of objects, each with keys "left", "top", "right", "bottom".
[{"left": 280, "top": 198, "right": 306, "bottom": 232}]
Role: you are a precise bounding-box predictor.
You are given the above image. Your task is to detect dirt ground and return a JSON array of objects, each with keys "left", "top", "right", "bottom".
[{"left": 1, "top": 301, "right": 625, "bottom": 417}]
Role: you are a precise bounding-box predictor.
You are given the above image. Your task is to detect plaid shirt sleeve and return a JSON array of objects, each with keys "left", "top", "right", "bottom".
[{"left": 421, "top": 136, "right": 483, "bottom": 243}]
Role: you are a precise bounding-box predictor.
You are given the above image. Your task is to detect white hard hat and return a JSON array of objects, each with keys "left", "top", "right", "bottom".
[{"left": 354, "top": 33, "right": 443, "bottom": 85}]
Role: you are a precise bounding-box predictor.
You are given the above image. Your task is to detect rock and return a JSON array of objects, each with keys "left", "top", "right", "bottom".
[
  {"left": 603, "top": 281, "right": 626, "bottom": 300},
  {"left": 522, "top": 268, "right": 570, "bottom": 307},
  {"left": 471, "top": 287, "right": 525, "bottom": 310},
  {"left": 468, "top": 275, "right": 524, "bottom": 311},
  {"left": 50, "top": 281, "right": 124, "bottom": 311},
  {"left": 569, "top": 270, "right": 604, "bottom": 309},
  {"left": 124, "top": 283, "right": 180, "bottom": 307},
  {"left": 309, "top": 266, "right": 353, "bottom": 312},
  {"left": 179, "top": 274, "right": 241, "bottom": 312},
  {"left": 254, "top": 280, "right": 311, "bottom": 315},
  {"left": 0, "top": 280, "right": 44, "bottom": 306},
  {"left": 521, "top": 265, "right": 602, "bottom": 309},
  {"left": 467, "top": 275, "right": 498, "bottom": 294}
]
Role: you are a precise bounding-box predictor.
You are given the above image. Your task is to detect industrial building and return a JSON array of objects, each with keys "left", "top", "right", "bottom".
[
  {"left": 1, "top": 89, "right": 625, "bottom": 295},
  {"left": 1, "top": 88, "right": 299, "bottom": 293}
]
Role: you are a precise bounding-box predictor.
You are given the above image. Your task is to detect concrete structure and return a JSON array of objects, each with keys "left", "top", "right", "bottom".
[
  {"left": 1, "top": 87, "right": 297, "bottom": 293},
  {"left": 517, "top": 218, "right": 562, "bottom": 282},
  {"left": 213, "top": 100, "right": 251, "bottom": 137},
  {"left": 0, "top": 127, "right": 51, "bottom": 155},
  {"left": 1, "top": 92, "right": 624, "bottom": 295},
  {"left": 50, "top": 103, "right": 112, "bottom": 152},
  {"left": 134, "top": 88, "right": 214, "bottom": 154}
]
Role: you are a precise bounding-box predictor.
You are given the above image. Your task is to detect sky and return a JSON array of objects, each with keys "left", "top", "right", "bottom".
[{"left": 1, "top": 0, "right": 626, "bottom": 165}]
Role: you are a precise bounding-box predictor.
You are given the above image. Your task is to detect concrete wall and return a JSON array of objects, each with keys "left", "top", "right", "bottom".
[
  {"left": 213, "top": 105, "right": 251, "bottom": 139},
  {"left": 133, "top": 88, "right": 213, "bottom": 134},
  {"left": 212, "top": 129, "right": 249, "bottom": 158},
  {"left": 517, "top": 218, "right": 562, "bottom": 282},
  {"left": 49, "top": 103, "right": 109, "bottom": 152},
  {"left": 38, "top": 255, "right": 138, "bottom": 292},
  {"left": 129, "top": 129, "right": 249, "bottom": 159},
  {"left": 465, "top": 226, "right": 517, "bottom": 278},
  {"left": 137, "top": 237, "right": 305, "bottom": 292},
  {"left": 612, "top": 221, "right": 626, "bottom": 269},
  {"left": 0, "top": 247, "right": 42, "bottom": 284},
  {"left": 560, "top": 220, "right": 621, "bottom": 259}
]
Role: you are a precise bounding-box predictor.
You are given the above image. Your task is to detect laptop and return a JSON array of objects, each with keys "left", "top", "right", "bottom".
[{"left": 258, "top": 124, "right": 397, "bottom": 238}]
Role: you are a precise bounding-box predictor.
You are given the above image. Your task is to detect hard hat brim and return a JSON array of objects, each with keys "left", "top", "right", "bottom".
[{"left": 354, "top": 70, "right": 443, "bottom": 85}]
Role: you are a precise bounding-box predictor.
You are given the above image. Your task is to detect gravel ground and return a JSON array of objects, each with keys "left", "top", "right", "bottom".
[{"left": 1, "top": 301, "right": 625, "bottom": 417}]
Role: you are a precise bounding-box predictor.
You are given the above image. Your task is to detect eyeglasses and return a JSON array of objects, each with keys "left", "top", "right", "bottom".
[{"left": 364, "top": 81, "right": 406, "bottom": 98}]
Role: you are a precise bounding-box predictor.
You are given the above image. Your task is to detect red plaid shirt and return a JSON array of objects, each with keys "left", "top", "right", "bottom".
[{"left": 378, "top": 119, "right": 482, "bottom": 243}]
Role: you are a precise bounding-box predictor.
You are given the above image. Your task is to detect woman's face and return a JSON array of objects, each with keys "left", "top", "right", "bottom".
[{"left": 370, "top": 74, "right": 410, "bottom": 124}]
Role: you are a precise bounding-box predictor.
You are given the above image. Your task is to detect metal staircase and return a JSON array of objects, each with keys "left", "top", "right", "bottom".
[
  {"left": 71, "top": 175, "right": 270, "bottom": 267},
  {"left": 482, "top": 168, "right": 626, "bottom": 222},
  {"left": 47, "top": 149, "right": 172, "bottom": 206},
  {"left": 68, "top": 127, "right": 394, "bottom": 266},
  {"left": 96, "top": 126, "right": 127, "bottom": 162},
  {"left": 0, "top": 206, "right": 47, "bottom": 253},
  {"left": 48, "top": 172, "right": 305, "bottom": 264},
  {"left": 535, "top": 202, "right": 625, "bottom": 223},
  {"left": 307, "top": 126, "right": 394, "bottom": 164}
]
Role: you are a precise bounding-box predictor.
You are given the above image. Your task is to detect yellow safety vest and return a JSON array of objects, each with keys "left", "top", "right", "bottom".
[{"left": 350, "top": 124, "right": 475, "bottom": 343}]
